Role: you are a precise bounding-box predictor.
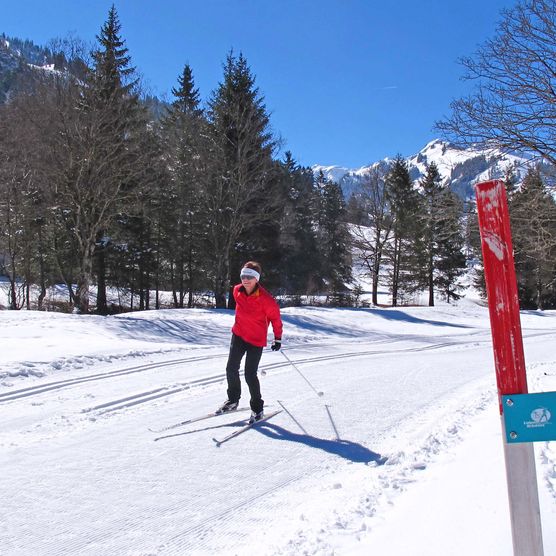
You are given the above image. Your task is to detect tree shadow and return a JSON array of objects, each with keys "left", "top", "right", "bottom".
[
  {"left": 281, "top": 307, "right": 473, "bottom": 333},
  {"left": 255, "top": 422, "right": 388, "bottom": 465}
]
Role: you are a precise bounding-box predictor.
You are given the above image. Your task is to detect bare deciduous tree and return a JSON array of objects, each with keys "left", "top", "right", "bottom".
[
  {"left": 437, "top": 0, "right": 556, "bottom": 164},
  {"left": 351, "top": 163, "right": 392, "bottom": 306}
]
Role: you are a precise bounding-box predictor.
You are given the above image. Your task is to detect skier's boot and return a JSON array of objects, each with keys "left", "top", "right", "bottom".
[
  {"left": 216, "top": 400, "right": 239, "bottom": 414},
  {"left": 248, "top": 409, "right": 264, "bottom": 424}
]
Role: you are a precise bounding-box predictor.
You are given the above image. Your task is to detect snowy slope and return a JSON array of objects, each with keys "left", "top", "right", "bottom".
[{"left": 1, "top": 302, "right": 555, "bottom": 555}]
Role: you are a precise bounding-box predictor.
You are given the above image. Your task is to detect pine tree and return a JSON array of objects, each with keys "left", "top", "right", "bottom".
[
  {"left": 91, "top": 6, "right": 138, "bottom": 99},
  {"left": 407, "top": 162, "right": 467, "bottom": 305},
  {"left": 417, "top": 162, "right": 443, "bottom": 306},
  {"left": 384, "top": 155, "right": 419, "bottom": 306},
  {"left": 510, "top": 166, "right": 556, "bottom": 309},
  {"left": 315, "top": 171, "right": 352, "bottom": 303},
  {"left": 162, "top": 64, "right": 207, "bottom": 307},
  {"left": 279, "top": 154, "right": 321, "bottom": 298},
  {"left": 58, "top": 5, "right": 147, "bottom": 313},
  {"left": 434, "top": 188, "right": 467, "bottom": 302},
  {"left": 171, "top": 64, "right": 201, "bottom": 114},
  {"left": 205, "top": 52, "right": 277, "bottom": 308}
]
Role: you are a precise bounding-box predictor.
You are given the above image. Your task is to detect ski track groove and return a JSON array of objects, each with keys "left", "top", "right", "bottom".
[
  {"left": 2, "top": 328, "right": 551, "bottom": 405},
  {"left": 78, "top": 339, "right": 479, "bottom": 417},
  {"left": 0, "top": 333, "right": 505, "bottom": 418},
  {"left": 0, "top": 353, "right": 228, "bottom": 404}
]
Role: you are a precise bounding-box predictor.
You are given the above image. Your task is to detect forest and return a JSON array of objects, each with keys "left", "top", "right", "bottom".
[{"left": 1, "top": 2, "right": 556, "bottom": 313}]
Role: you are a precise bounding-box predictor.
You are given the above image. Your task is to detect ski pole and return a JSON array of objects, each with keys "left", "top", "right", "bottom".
[{"left": 280, "top": 350, "right": 324, "bottom": 398}]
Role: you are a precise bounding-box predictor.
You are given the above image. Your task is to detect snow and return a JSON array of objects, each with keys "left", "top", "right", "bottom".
[
  {"left": 1, "top": 299, "right": 555, "bottom": 555},
  {"left": 311, "top": 164, "right": 352, "bottom": 185},
  {"left": 314, "top": 138, "right": 533, "bottom": 202}
]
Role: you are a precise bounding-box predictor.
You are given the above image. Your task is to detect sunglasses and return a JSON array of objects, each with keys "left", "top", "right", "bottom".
[{"left": 240, "top": 275, "right": 257, "bottom": 280}]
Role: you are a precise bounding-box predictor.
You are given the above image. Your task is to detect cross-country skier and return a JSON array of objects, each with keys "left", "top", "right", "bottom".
[{"left": 216, "top": 261, "right": 282, "bottom": 423}]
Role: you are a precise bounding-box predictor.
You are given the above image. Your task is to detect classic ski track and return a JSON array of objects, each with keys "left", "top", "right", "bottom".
[
  {"left": 0, "top": 330, "right": 487, "bottom": 403},
  {"left": 0, "top": 352, "right": 228, "bottom": 404},
  {"left": 3, "top": 329, "right": 553, "bottom": 416},
  {"left": 0, "top": 333, "right": 499, "bottom": 417},
  {"left": 4, "top": 330, "right": 555, "bottom": 556},
  {"left": 79, "top": 338, "right": 475, "bottom": 416}
]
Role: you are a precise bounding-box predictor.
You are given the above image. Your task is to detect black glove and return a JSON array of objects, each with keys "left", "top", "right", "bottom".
[{"left": 271, "top": 340, "right": 282, "bottom": 351}]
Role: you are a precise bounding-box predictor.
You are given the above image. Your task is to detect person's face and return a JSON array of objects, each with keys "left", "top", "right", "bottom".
[{"left": 241, "top": 274, "right": 257, "bottom": 294}]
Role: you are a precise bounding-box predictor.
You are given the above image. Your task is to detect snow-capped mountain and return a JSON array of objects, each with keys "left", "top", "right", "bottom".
[{"left": 314, "top": 139, "right": 534, "bottom": 200}]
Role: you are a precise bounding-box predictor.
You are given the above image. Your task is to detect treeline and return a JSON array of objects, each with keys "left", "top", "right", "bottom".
[
  {"left": 0, "top": 7, "right": 352, "bottom": 313},
  {"left": 350, "top": 157, "right": 468, "bottom": 307},
  {"left": 2, "top": 6, "right": 556, "bottom": 313},
  {"left": 349, "top": 157, "right": 556, "bottom": 311}
]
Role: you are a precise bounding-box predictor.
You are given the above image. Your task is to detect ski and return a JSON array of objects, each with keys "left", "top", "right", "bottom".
[
  {"left": 212, "top": 409, "right": 282, "bottom": 447},
  {"left": 149, "top": 407, "right": 250, "bottom": 433}
]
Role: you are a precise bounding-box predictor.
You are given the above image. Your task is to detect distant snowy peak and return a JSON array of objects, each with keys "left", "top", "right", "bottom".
[
  {"left": 312, "top": 164, "right": 351, "bottom": 185},
  {"left": 314, "top": 139, "right": 533, "bottom": 199}
]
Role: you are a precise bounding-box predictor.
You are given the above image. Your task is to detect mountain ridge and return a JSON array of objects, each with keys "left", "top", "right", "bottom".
[{"left": 313, "top": 139, "right": 534, "bottom": 200}]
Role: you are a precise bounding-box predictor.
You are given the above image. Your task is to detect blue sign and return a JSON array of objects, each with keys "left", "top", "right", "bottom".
[{"left": 502, "top": 392, "right": 556, "bottom": 443}]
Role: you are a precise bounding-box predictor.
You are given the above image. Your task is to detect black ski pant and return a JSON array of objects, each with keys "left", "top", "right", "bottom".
[{"left": 225, "top": 333, "right": 264, "bottom": 413}]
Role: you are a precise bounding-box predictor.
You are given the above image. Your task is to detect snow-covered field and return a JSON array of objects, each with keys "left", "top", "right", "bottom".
[{"left": 1, "top": 300, "right": 555, "bottom": 555}]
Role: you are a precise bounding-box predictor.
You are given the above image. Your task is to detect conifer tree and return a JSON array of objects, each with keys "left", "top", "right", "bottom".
[
  {"left": 315, "top": 171, "right": 352, "bottom": 303},
  {"left": 279, "top": 153, "right": 321, "bottom": 297},
  {"left": 384, "top": 155, "right": 418, "bottom": 306},
  {"left": 205, "top": 52, "right": 276, "bottom": 307},
  {"left": 407, "top": 162, "right": 467, "bottom": 305},
  {"left": 162, "top": 64, "right": 206, "bottom": 307},
  {"left": 434, "top": 188, "right": 467, "bottom": 302},
  {"left": 510, "top": 166, "right": 556, "bottom": 309},
  {"left": 171, "top": 64, "right": 201, "bottom": 114},
  {"left": 52, "top": 5, "right": 147, "bottom": 313},
  {"left": 417, "top": 162, "right": 443, "bottom": 306}
]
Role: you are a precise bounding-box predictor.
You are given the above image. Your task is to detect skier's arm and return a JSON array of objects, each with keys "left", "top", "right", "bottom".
[{"left": 266, "top": 297, "right": 283, "bottom": 342}]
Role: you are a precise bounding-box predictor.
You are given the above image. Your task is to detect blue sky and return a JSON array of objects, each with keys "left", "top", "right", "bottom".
[{"left": 3, "top": 0, "right": 517, "bottom": 168}]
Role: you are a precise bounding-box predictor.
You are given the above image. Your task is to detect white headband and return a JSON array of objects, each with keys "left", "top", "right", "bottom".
[{"left": 240, "top": 268, "right": 260, "bottom": 281}]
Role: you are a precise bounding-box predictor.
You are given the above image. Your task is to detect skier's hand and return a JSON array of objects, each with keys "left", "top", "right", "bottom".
[{"left": 271, "top": 340, "right": 281, "bottom": 351}]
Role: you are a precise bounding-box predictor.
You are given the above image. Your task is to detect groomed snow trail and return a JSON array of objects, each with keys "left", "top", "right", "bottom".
[{"left": 1, "top": 305, "right": 555, "bottom": 555}]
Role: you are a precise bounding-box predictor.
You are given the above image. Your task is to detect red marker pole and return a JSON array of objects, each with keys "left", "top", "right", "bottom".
[{"left": 475, "top": 180, "right": 543, "bottom": 555}]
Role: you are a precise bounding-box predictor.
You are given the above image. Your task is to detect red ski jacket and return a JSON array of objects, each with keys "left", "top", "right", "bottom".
[{"left": 231, "top": 283, "right": 283, "bottom": 347}]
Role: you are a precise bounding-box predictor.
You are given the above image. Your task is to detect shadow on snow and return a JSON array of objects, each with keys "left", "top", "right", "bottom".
[
  {"left": 256, "top": 422, "right": 387, "bottom": 465},
  {"left": 154, "top": 419, "right": 387, "bottom": 465}
]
